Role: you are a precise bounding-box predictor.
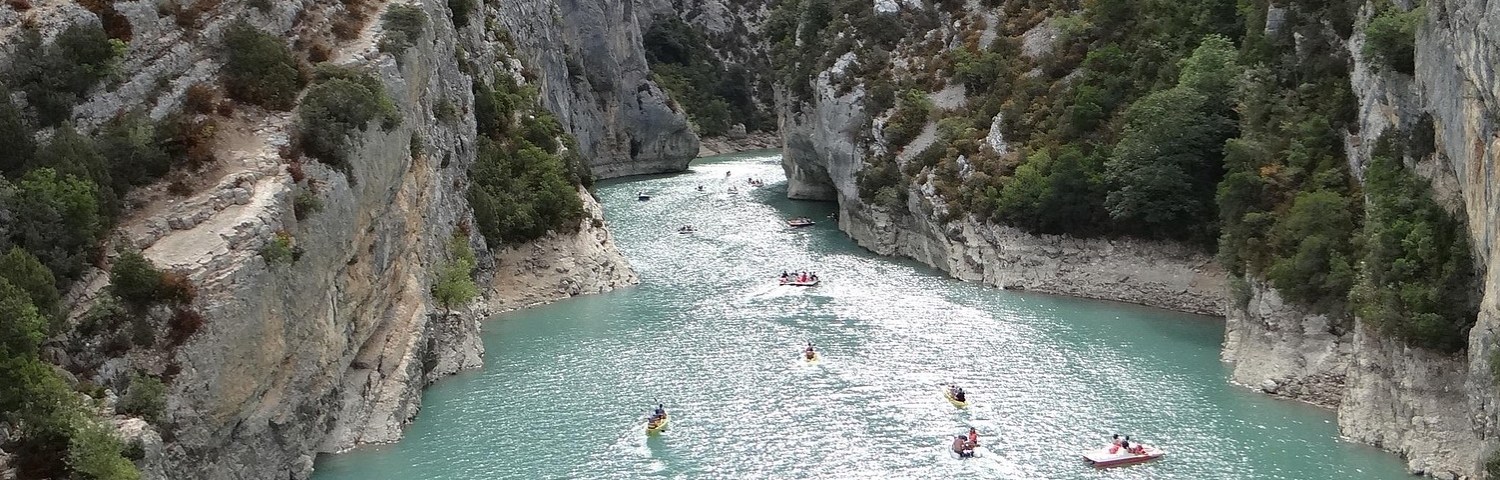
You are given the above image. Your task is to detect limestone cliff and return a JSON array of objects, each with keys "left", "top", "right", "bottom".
[
  {"left": 773, "top": 0, "right": 1495, "bottom": 477},
  {"left": 0, "top": 0, "right": 680, "bottom": 477},
  {"left": 775, "top": 7, "right": 1227, "bottom": 316},
  {"left": 1224, "top": 1, "right": 1500, "bottom": 477}
]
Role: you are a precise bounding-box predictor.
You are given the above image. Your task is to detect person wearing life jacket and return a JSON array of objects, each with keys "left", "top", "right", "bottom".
[
  {"left": 952, "top": 386, "right": 966, "bottom": 402},
  {"left": 967, "top": 427, "right": 979, "bottom": 446}
]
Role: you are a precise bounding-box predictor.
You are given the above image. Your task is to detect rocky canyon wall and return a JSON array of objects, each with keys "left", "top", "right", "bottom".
[
  {"left": 774, "top": 0, "right": 1497, "bottom": 477},
  {"left": 0, "top": 0, "right": 675, "bottom": 477}
]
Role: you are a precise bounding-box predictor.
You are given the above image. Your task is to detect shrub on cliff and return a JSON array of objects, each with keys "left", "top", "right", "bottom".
[
  {"left": 378, "top": 4, "right": 428, "bottom": 56},
  {"left": 109, "top": 251, "right": 165, "bottom": 308},
  {"left": 883, "top": 90, "right": 931, "bottom": 149},
  {"left": 220, "top": 20, "right": 302, "bottom": 110},
  {"left": 0, "top": 247, "right": 60, "bottom": 322},
  {"left": 5, "top": 168, "right": 103, "bottom": 281},
  {"left": 432, "top": 233, "right": 478, "bottom": 313},
  {"left": 67, "top": 417, "right": 142, "bottom": 480},
  {"left": 260, "top": 231, "right": 297, "bottom": 264},
  {"left": 1363, "top": 2, "right": 1421, "bottom": 75},
  {"left": 5, "top": 25, "right": 123, "bottom": 126},
  {"left": 1351, "top": 140, "right": 1479, "bottom": 353},
  {"left": 118, "top": 372, "right": 166, "bottom": 423},
  {"left": 468, "top": 140, "right": 583, "bottom": 245},
  {"left": 0, "top": 86, "right": 35, "bottom": 176},
  {"left": 296, "top": 65, "right": 400, "bottom": 171}
]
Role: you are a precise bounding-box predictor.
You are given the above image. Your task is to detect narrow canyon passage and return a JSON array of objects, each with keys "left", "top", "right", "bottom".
[{"left": 312, "top": 152, "right": 1408, "bottom": 479}]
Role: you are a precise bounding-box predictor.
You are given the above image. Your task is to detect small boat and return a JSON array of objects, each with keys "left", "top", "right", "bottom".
[
  {"left": 786, "top": 217, "right": 815, "bottom": 227},
  {"left": 780, "top": 278, "right": 820, "bottom": 287},
  {"left": 1082, "top": 444, "right": 1165, "bottom": 468},
  {"left": 942, "top": 385, "right": 970, "bottom": 408},
  {"left": 950, "top": 436, "right": 981, "bottom": 458},
  {"left": 677, "top": 226, "right": 696, "bottom": 234},
  {"left": 637, "top": 192, "right": 652, "bottom": 201},
  {"left": 646, "top": 413, "right": 669, "bottom": 434}
]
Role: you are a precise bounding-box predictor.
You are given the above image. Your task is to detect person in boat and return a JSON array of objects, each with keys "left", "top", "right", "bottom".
[
  {"left": 696, "top": 185, "right": 704, "bottom": 191},
  {"left": 967, "top": 427, "right": 979, "bottom": 446},
  {"left": 1111, "top": 434, "right": 1122, "bottom": 446},
  {"left": 650, "top": 404, "right": 666, "bottom": 422},
  {"left": 804, "top": 342, "right": 816, "bottom": 359},
  {"left": 810, "top": 272, "right": 818, "bottom": 282},
  {"left": 951, "top": 435, "right": 971, "bottom": 456},
  {"left": 1129, "top": 442, "right": 1146, "bottom": 455}
]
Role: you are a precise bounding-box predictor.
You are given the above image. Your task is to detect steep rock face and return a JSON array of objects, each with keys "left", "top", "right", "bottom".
[
  {"left": 776, "top": 17, "right": 1226, "bottom": 315},
  {"left": 485, "top": 188, "right": 639, "bottom": 312},
  {"left": 4, "top": 0, "right": 657, "bottom": 477},
  {"left": 1226, "top": 1, "right": 1495, "bottom": 476},
  {"left": 493, "top": 0, "right": 700, "bottom": 178},
  {"left": 1221, "top": 282, "right": 1350, "bottom": 407}
]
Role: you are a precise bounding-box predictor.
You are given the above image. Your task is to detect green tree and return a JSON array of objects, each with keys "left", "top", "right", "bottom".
[
  {"left": 8, "top": 25, "right": 122, "bottom": 126},
  {"left": 1104, "top": 87, "right": 1228, "bottom": 240},
  {"left": 0, "top": 247, "right": 60, "bottom": 321},
  {"left": 109, "top": 250, "right": 164, "bottom": 308},
  {"left": 297, "top": 68, "right": 401, "bottom": 169},
  {"left": 118, "top": 373, "right": 166, "bottom": 423},
  {"left": 0, "top": 278, "right": 47, "bottom": 358},
  {"left": 1352, "top": 145, "right": 1479, "bottom": 352},
  {"left": 34, "top": 123, "right": 116, "bottom": 217},
  {"left": 1363, "top": 4, "right": 1422, "bottom": 74},
  {"left": 431, "top": 233, "right": 478, "bottom": 313},
  {"left": 1176, "top": 34, "right": 1242, "bottom": 112},
  {"left": 378, "top": 4, "right": 428, "bottom": 55},
  {"left": 68, "top": 418, "right": 141, "bottom": 480},
  {"left": 221, "top": 20, "right": 302, "bottom": 110},
  {"left": 1265, "top": 189, "right": 1358, "bottom": 312},
  {"left": 0, "top": 86, "right": 34, "bottom": 176},
  {"left": 9, "top": 169, "right": 102, "bottom": 280},
  {"left": 98, "top": 111, "right": 171, "bottom": 190}
]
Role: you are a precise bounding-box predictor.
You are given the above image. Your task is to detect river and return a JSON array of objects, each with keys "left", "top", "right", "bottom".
[{"left": 312, "top": 151, "right": 1409, "bottom": 479}]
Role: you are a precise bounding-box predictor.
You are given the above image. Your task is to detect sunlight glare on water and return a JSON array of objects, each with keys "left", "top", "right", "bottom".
[{"left": 312, "top": 151, "right": 1410, "bottom": 479}]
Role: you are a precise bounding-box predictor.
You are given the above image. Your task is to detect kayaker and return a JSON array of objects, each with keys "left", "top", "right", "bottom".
[
  {"left": 804, "top": 342, "right": 815, "bottom": 359},
  {"left": 653, "top": 404, "right": 666, "bottom": 419},
  {"left": 952, "top": 386, "right": 966, "bottom": 402}
]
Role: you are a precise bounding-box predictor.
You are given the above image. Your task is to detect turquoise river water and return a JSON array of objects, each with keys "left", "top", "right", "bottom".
[{"left": 312, "top": 151, "right": 1411, "bottom": 479}]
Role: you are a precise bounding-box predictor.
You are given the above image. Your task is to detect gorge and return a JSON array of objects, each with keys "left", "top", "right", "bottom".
[{"left": 0, "top": 0, "right": 1495, "bottom": 478}]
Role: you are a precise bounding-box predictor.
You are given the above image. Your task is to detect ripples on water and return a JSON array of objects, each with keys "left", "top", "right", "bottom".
[{"left": 312, "top": 152, "right": 1409, "bottom": 479}]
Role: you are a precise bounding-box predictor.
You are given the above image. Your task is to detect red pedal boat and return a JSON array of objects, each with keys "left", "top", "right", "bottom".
[{"left": 1081, "top": 444, "right": 1165, "bottom": 468}]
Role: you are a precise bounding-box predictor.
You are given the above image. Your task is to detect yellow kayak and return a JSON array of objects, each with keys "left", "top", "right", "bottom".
[
  {"left": 646, "top": 413, "right": 669, "bottom": 434},
  {"left": 803, "top": 351, "right": 821, "bottom": 364},
  {"left": 943, "top": 387, "right": 970, "bottom": 408}
]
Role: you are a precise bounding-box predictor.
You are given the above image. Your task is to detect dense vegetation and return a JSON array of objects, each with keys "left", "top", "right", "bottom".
[
  {"left": 642, "top": 18, "right": 770, "bottom": 135},
  {"left": 468, "top": 75, "right": 588, "bottom": 246},
  {"left": 771, "top": 0, "right": 1475, "bottom": 351}
]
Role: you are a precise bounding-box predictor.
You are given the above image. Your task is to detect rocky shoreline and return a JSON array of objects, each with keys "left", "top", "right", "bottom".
[{"left": 697, "top": 131, "right": 780, "bottom": 157}]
